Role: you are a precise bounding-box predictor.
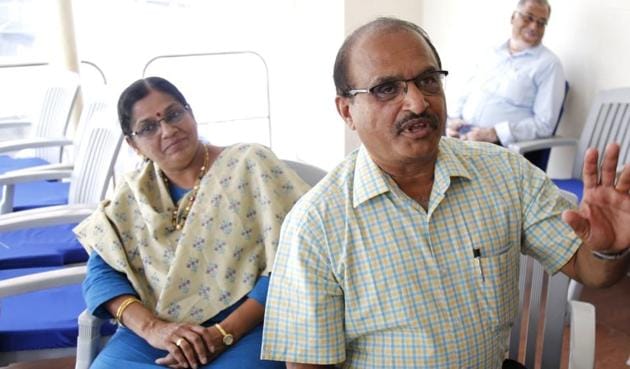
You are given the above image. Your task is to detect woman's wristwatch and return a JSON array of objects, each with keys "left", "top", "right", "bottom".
[
  {"left": 591, "top": 247, "right": 630, "bottom": 261},
  {"left": 214, "top": 323, "right": 234, "bottom": 346}
]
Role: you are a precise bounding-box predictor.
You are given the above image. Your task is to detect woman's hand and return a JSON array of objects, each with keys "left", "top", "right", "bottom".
[
  {"left": 145, "top": 320, "right": 221, "bottom": 369},
  {"left": 154, "top": 324, "right": 226, "bottom": 368}
]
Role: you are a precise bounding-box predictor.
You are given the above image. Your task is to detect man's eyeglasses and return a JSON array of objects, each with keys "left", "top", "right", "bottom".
[
  {"left": 346, "top": 70, "right": 448, "bottom": 103},
  {"left": 515, "top": 11, "right": 548, "bottom": 28},
  {"left": 129, "top": 105, "right": 189, "bottom": 139}
]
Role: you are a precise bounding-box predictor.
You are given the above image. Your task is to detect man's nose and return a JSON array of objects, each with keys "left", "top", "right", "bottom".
[{"left": 402, "top": 82, "right": 429, "bottom": 113}]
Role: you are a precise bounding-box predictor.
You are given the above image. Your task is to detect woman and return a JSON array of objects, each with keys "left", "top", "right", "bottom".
[{"left": 74, "top": 77, "right": 310, "bottom": 368}]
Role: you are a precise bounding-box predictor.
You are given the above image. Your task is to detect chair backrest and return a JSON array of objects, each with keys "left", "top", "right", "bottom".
[
  {"left": 508, "top": 254, "right": 570, "bottom": 369},
  {"left": 282, "top": 159, "right": 327, "bottom": 187},
  {"left": 31, "top": 69, "right": 80, "bottom": 163},
  {"left": 67, "top": 104, "right": 122, "bottom": 205},
  {"left": 572, "top": 87, "right": 630, "bottom": 179},
  {"left": 508, "top": 190, "right": 578, "bottom": 369},
  {"left": 524, "top": 81, "right": 570, "bottom": 171}
]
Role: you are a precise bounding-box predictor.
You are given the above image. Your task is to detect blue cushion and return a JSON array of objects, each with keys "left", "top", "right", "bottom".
[
  {"left": 552, "top": 178, "right": 583, "bottom": 203},
  {"left": 0, "top": 267, "right": 116, "bottom": 351},
  {"left": 0, "top": 156, "right": 49, "bottom": 175},
  {"left": 12, "top": 181, "right": 69, "bottom": 211},
  {"left": 0, "top": 223, "right": 86, "bottom": 269}
]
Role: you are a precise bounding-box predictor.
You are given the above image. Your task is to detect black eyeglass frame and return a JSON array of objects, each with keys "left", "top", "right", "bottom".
[{"left": 345, "top": 69, "right": 449, "bottom": 102}]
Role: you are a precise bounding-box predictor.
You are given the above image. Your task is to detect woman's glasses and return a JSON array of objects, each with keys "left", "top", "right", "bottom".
[{"left": 129, "top": 105, "right": 189, "bottom": 139}]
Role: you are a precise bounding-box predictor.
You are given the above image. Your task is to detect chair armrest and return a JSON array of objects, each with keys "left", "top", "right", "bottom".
[
  {"left": 568, "top": 300, "right": 595, "bottom": 369},
  {"left": 0, "top": 119, "right": 31, "bottom": 130},
  {"left": 5, "top": 162, "right": 74, "bottom": 175},
  {"left": 508, "top": 137, "right": 578, "bottom": 154},
  {"left": 0, "top": 265, "right": 86, "bottom": 298},
  {"left": 76, "top": 310, "right": 107, "bottom": 369},
  {"left": 0, "top": 137, "right": 73, "bottom": 154},
  {"left": 0, "top": 203, "right": 96, "bottom": 231},
  {"left": 0, "top": 168, "right": 72, "bottom": 186}
]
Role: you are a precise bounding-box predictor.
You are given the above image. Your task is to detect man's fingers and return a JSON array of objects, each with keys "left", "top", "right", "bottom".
[
  {"left": 446, "top": 129, "right": 460, "bottom": 138},
  {"left": 600, "top": 143, "right": 620, "bottom": 187},
  {"left": 582, "top": 147, "right": 599, "bottom": 190},
  {"left": 616, "top": 163, "right": 630, "bottom": 193},
  {"left": 447, "top": 119, "right": 464, "bottom": 129}
]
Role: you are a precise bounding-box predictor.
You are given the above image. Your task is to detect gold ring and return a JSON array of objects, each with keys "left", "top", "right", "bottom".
[{"left": 175, "top": 338, "right": 183, "bottom": 347}]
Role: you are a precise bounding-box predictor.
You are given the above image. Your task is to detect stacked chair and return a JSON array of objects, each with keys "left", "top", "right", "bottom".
[
  {"left": 0, "top": 68, "right": 80, "bottom": 173},
  {"left": 0, "top": 87, "right": 122, "bottom": 365}
]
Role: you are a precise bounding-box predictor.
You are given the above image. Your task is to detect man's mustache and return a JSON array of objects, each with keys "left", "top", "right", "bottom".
[{"left": 395, "top": 112, "right": 440, "bottom": 134}]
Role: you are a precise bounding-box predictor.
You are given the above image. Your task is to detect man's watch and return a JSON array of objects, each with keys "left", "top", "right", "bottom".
[
  {"left": 214, "top": 323, "right": 234, "bottom": 346},
  {"left": 591, "top": 248, "right": 630, "bottom": 261}
]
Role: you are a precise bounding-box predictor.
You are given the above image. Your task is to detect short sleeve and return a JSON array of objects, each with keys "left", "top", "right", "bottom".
[{"left": 519, "top": 159, "right": 580, "bottom": 273}]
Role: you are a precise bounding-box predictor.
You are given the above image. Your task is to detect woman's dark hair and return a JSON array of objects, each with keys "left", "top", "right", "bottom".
[
  {"left": 117, "top": 76, "right": 189, "bottom": 136},
  {"left": 333, "top": 17, "right": 442, "bottom": 97}
]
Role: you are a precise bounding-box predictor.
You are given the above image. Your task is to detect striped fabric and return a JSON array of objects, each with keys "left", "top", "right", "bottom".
[{"left": 262, "top": 138, "right": 580, "bottom": 368}]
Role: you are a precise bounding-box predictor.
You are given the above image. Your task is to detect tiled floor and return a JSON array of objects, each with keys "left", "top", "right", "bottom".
[{"left": 4, "top": 276, "right": 630, "bottom": 369}]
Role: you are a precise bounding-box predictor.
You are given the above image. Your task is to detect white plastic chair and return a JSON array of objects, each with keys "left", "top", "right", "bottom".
[
  {"left": 508, "top": 87, "right": 630, "bottom": 201},
  {"left": 0, "top": 92, "right": 118, "bottom": 215},
  {"left": 507, "top": 190, "right": 595, "bottom": 369},
  {"left": 0, "top": 68, "right": 80, "bottom": 165},
  {"left": 0, "top": 113, "right": 122, "bottom": 365}
]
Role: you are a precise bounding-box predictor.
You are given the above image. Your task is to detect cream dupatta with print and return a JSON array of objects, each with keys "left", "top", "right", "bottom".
[{"left": 74, "top": 144, "right": 310, "bottom": 323}]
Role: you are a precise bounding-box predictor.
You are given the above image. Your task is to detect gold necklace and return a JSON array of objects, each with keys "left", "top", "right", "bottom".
[{"left": 162, "top": 144, "right": 210, "bottom": 231}]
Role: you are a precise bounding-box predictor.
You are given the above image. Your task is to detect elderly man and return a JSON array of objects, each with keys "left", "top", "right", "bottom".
[
  {"left": 446, "top": 0, "right": 565, "bottom": 149},
  {"left": 261, "top": 17, "right": 630, "bottom": 369}
]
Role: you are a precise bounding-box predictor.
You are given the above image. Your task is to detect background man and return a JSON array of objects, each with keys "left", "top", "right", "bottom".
[{"left": 446, "top": 0, "right": 565, "bottom": 148}]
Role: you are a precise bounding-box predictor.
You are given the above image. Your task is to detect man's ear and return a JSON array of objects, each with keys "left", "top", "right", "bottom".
[{"left": 335, "top": 96, "right": 356, "bottom": 130}]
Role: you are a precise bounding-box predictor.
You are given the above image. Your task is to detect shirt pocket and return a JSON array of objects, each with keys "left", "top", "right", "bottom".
[{"left": 477, "top": 244, "right": 520, "bottom": 330}]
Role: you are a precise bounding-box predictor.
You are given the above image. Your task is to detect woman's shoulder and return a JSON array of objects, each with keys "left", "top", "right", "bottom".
[{"left": 223, "top": 142, "right": 281, "bottom": 163}]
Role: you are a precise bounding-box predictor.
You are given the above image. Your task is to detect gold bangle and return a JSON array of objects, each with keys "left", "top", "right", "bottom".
[{"left": 115, "top": 296, "right": 141, "bottom": 327}]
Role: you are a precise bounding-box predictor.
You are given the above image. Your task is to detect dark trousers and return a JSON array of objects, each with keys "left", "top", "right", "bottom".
[{"left": 503, "top": 359, "right": 527, "bottom": 369}]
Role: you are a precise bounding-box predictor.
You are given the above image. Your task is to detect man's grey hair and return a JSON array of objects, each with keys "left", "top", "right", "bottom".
[{"left": 517, "top": 0, "right": 551, "bottom": 14}]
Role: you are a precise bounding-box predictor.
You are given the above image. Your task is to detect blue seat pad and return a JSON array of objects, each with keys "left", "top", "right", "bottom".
[
  {"left": 0, "top": 223, "right": 86, "bottom": 269},
  {"left": 552, "top": 178, "right": 584, "bottom": 203},
  {"left": 12, "top": 181, "right": 69, "bottom": 211},
  {"left": 0, "top": 266, "right": 116, "bottom": 351},
  {"left": 0, "top": 156, "right": 50, "bottom": 175}
]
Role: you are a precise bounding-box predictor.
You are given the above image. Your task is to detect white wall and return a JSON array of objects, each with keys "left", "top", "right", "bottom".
[{"left": 421, "top": 0, "right": 630, "bottom": 176}]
